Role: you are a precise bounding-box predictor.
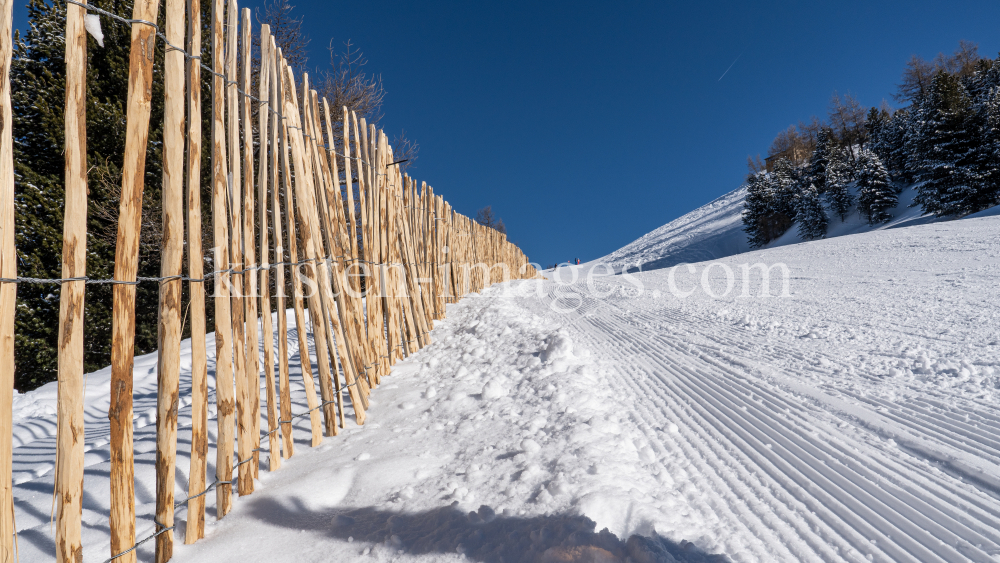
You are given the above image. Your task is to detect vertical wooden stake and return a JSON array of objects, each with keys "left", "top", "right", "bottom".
[
  {"left": 239, "top": 7, "right": 262, "bottom": 480},
  {"left": 278, "top": 56, "right": 323, "bottom": 446},
  {"left": 109, "top": 0, "right": 160, "bottom": 559},
  {"left": 183, "top": 0, "right": 207, "bottom": 544},
  {"left": 256, "top": 24, "right": 280, "bottom": 472},
  {"left": 55, "top": 2, "right": 87, "bottom": 561},
  {"left": 0, "top": 0, "right": 16, "bottom": 558},
  {"left": 282, "top": 65, "right": 366, "bottom": 426},
  {"left": 271, "top": 44, "right": 295, "bottom": 457},
  {"left": 211, "top": 0, "right": 235, "bottom": 519},
  {"left": 356, "top": 117, "right": 387, "bottom": 380},
  {"left": 226, "top": 0, "right": 252, "bottom": 497},
  {"left": 155, "top": 0, "right": 185, "bottom": 559}
]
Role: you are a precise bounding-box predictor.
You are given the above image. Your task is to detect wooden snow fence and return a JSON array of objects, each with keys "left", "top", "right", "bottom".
[{"left": 0, "top": 1, "right": 540, "bottom": 562}]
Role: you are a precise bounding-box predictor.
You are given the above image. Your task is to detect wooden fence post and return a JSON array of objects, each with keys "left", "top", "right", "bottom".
[
  {"left": 55, "top": 2, "right": 87, "bottom": 561},
  {"left": 282, "top": 64, "right": 367, "bottom": 426},
  {"left": 108, "top": 0, "right": 160, "bottom": 558},
  {"left": 278, "top": 55, "right": 323, "bottom": 446},
  {"left": 226, "top": 0, "right": 253, "bottom": 497},
  {"left": 211, "top": 0, "right": 235, "bottom": 519},
  {"left": 257, "top": 24, "right": 281, "bottom": 472},
  {"left": 357, "top": 117, "right": 387, "bottom": 380},
  {"left": 184, "top": 0, "right": 208, "bottom": 544},
  {"left": 302, "top": 89, "right": 345, "bottom": 434},
  {"left": 271, "top": 45, "right": 296, "bottom": 456},
  {"left": 290, "top": 73, "right": 338, "bottom": 436},
  {"left": 0, "top": 0, "right": 16, "bottom": 558},
  {"left": 155, "top": 0, "right": 186, "bottom": 559},
  {"left": 335, "top": 103, "right": 375, "bottom": 392},
  {"left": 240, "top": 8, "right": 262, "bottom": 479}
]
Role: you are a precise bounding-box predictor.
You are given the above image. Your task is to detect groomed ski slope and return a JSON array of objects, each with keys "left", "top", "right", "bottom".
[
  {"left": 8, "top": 214, "right": 1000, "bottom": 562},
  {"left": 597, "top": 183, "right": 986, "bottom": 274}
]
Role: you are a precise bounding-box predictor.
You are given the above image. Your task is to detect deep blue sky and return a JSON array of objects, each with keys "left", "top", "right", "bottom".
[{"left": 14, "top": 1, "right": 1000, "bottom": 266}]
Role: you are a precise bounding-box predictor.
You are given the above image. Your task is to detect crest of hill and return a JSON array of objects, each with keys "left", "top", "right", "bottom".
[{"left": 597, "top": 185, "right": 999, "bottom": 273}]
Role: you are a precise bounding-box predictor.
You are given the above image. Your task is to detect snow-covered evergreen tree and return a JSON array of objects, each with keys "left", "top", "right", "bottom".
[
  {"left": 769, "top": 157, "right": 802, "bottom": 221},
  {"left": 866, "top": 107, "right": 890, "bottom": 165},
  {"left": 742, "top": 158, "right": 804, "bottom": 248},
  {"left": 907, "top": 71, "right": 978, "bottom": 216},
  {"left": 741, "top": 172, "right": 772, "bottom": 248},
  {"left": 795, "top": 184, "right": 828, "bottom": 240},
  {"left": 805, "top": 128, "right": 834, "bottom": 193},
  {"left": 881, "top": 109, "right": 912, "bottom": 181},
  {"left": 856, "top": 149, "right": 896, "bottom": 224},
  {"left": 824, "top": 149, "right": 855, "bottom": 221},
  {"left": 954, "top": 79, "right": 1000, "bottom": 214}
]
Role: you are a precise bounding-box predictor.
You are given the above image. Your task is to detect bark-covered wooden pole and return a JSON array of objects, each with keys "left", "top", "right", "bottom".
[
  {"left": 55, "top": 1, "right": 87, "bottom": 560},
  {"left": 184, "top": 0, "right": 208, "bottom": 544},
  {"left": 0, "top": 0, "right": 17, "bottom": 558},
  {"left": 211, "top": 0, "right": 236, "bottom": 519},
  {"left": 109, "top": 0, "right": 160, "bottom": 559},
  {"left": 154, "top": 0, "right": 186, "bottom": 559}
]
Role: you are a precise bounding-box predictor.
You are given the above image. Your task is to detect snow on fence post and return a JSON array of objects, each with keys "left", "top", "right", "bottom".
[
  {"left": 109, "top": 0, "right": 161, "bottom": 558},
  {"left": 210, "top": 0, "right": 236, "bottom": 520},
  {"left": 154, "top": 0, "right": 186, "bottom": 559},
  {"left": 0, "top": 0, "right": 16, "bottom": 558},
  {"left": 240, "top": 8, "right": 263, "bottom": 480},
  {"left": 54, "top": 2, "right": 88, "bottom": 561},
  {"left": 184, "top": 0, "right": 209, "bottom": 543}
]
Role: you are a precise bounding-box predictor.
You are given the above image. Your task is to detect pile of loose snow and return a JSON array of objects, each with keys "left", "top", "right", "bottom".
[
  {"left": 9, "top": 290, "right": 722, "bottom": 563},
  {"left": 174, "top": 287, "right": 719, "bottom": 563}
]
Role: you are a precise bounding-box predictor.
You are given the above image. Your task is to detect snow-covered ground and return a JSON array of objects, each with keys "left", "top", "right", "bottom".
[
  {"left": 9, "top": 210, "right": 1000, "bottom": 562},
  {"left": 597, "top": 183, "right": 993, "bottom": 274}
]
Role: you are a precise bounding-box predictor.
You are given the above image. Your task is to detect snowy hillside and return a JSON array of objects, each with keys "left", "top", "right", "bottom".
[
  {"left": 9, "top": 210, "right": 1000, "bottom": 562},
  {"left": 597, "top": 183, "right": 998, "bottom": 273}
]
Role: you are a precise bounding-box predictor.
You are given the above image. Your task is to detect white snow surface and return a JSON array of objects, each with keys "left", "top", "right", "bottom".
[
  {"left": 597, "top": 183, "right": 1000, "bottom": 273},
  {"left": 9, "top": 213, "right": 1000, "bottom": 562}
]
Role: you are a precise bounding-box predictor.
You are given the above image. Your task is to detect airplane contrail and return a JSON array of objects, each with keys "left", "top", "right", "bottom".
[{"left": 718, "top": 49, "right": 745, "bottom": 82}]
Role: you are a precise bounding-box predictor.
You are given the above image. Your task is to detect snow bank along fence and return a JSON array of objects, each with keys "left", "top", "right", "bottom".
[{"left": 0, "top": 0, "right": 540, "bottom": 561}]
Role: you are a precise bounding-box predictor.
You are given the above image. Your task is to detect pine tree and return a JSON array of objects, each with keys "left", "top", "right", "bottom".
[
  {"left": 866, "top": 107, "right": 890, "bottom": 163},
  {"left": 742, "top": 158, "right": 803, "bottom": 248},
  {"left": 881, "top": 108, "right": 911, "bottom": 181},
  {"left": 908, "top": 71, "right": 977, "bottom": 216},
  {"left": 805, "top": 127, "right": 834, "bottom": 193},
  {"left": 11, "top": 0, "right": 213, "bottom": 390},
  {"left": 824, "top": 149, "right": 855, "bottom": 221},
  {"left": 741, "top": 172, "right": 772, "bottom": 249},
  {"left": 769, "top": 157, "right": 801, "bottom": 223},
  {"left": 795, "top": 184, "right": 828, "bottom": 240},
  {"left": 856, "top": 149, "right": 896, "bottom": 224},
  {"left": 954, "top": 72, "right": 1000, "bottom": 214}
]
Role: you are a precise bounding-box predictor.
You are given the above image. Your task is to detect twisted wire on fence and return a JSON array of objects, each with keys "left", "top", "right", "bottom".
[{"left": 4, "top": 3, "right": 537, "bottom": 563}]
